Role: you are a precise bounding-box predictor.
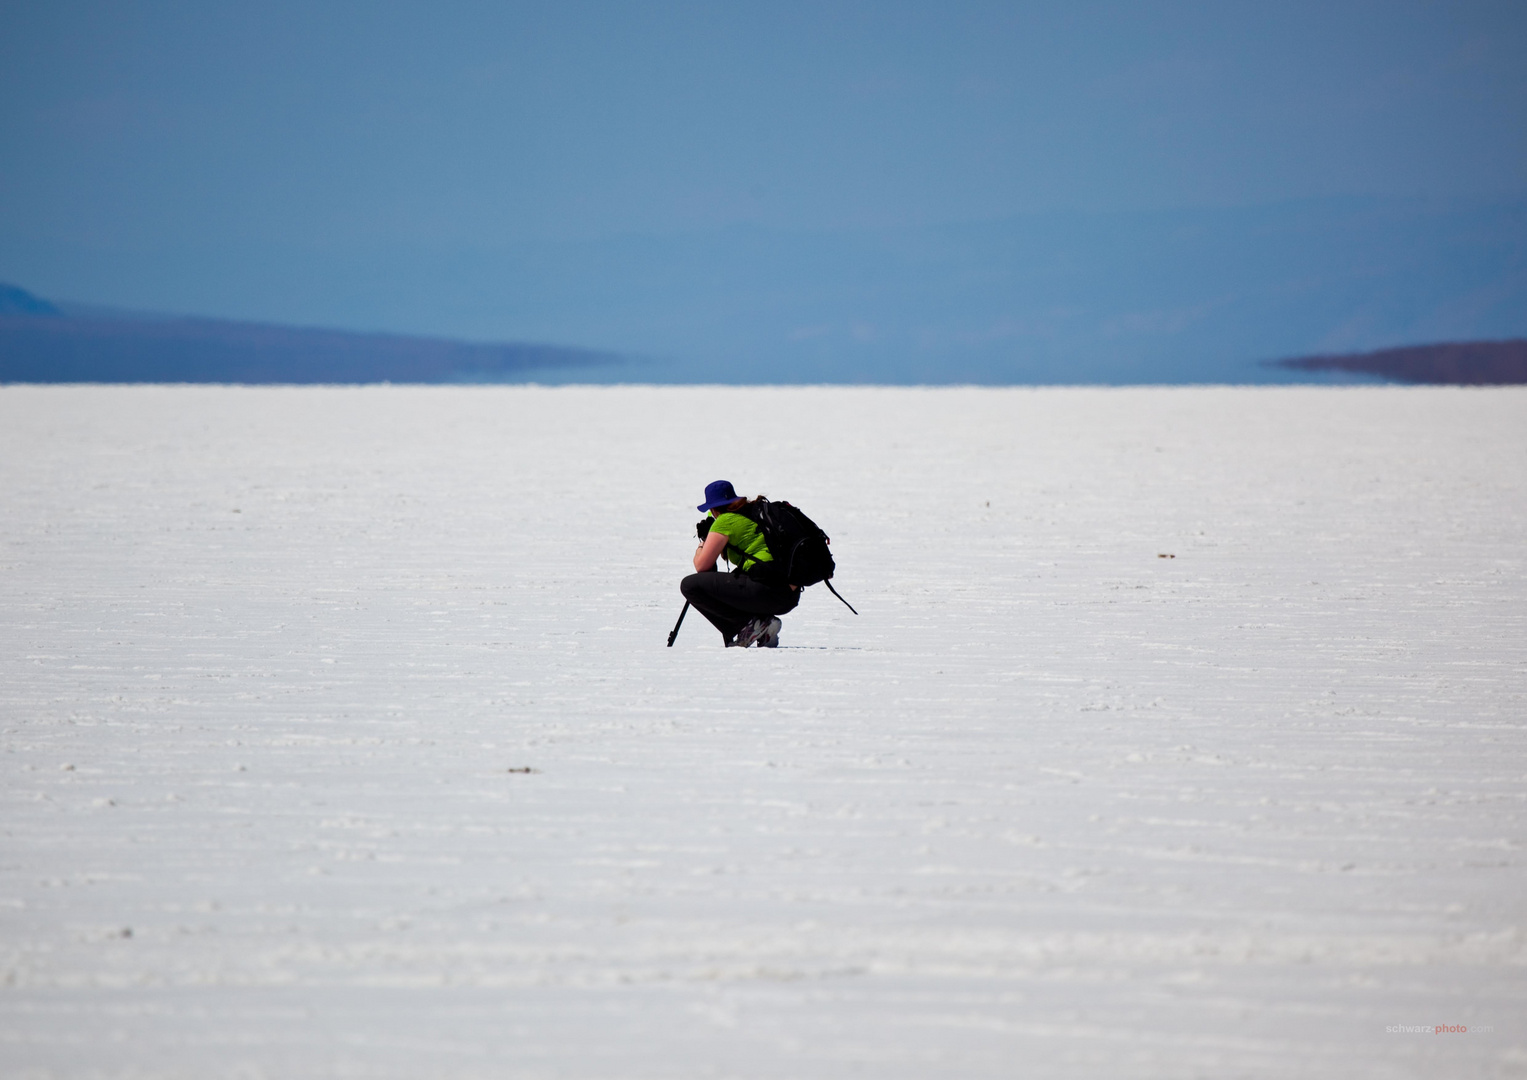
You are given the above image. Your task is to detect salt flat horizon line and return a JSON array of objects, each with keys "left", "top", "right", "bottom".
[{"left": 0, "top": 378, "right": 1460, "bottom": 388}]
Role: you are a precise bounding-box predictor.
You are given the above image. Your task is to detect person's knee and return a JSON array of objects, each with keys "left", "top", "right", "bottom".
[{"left": 680, "top": 573, "right": 706, "bottom": 600}]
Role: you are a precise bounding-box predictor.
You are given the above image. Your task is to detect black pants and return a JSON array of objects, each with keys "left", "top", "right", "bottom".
[{"left": 680, "top": 571, "right": 801, "bottom": 643}]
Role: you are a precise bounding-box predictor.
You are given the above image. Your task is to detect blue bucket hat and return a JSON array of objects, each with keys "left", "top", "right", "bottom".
[{"left": 697, "top": 480, "right": 740, "bottom": 512}]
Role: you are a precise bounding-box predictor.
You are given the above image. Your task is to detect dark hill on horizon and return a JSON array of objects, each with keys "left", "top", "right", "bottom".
[
  {"left": 1274, "top": 340, "right": 1527, "bottom": 385},
  {"left": 0, "top": 285, "right": 621, "bottom": 384},
  {"left": 7, "top": 196, "right": 1526, "bottom": 384},
  {"left": 5, "top": 282, "right": 1527, "bottom": 386}
]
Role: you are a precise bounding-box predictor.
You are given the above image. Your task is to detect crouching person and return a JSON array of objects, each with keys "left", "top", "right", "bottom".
[{"left": 680, "top": 480, "right": 800, "bottom": 648}]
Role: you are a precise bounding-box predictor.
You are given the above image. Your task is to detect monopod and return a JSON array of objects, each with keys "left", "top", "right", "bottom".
[{"left": 666, "top": 601, "right": 690, "bottom": 647}]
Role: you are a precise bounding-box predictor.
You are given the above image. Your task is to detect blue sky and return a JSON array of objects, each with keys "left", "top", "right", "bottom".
[{"left": 2, "top": 1, "right": 1525, "bottom": 379}]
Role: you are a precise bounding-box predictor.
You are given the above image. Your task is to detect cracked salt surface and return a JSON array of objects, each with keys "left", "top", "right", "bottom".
[{"left": 1, "top": 385, "right": 1523, "bottom": 1078}]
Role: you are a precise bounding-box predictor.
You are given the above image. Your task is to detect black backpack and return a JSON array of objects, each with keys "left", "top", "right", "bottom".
[{"left": 733, "top": 499, "right": 857, "bottom": 614}]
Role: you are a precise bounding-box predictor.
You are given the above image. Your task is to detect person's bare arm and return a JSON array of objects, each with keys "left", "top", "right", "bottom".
[{"left": 694, "top": 529, "right": 729, "bottom": 572}]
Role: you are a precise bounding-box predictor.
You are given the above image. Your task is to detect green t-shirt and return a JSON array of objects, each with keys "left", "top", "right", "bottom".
[{"left": 710, "top": 510, "right": 773, "bottom": 571}]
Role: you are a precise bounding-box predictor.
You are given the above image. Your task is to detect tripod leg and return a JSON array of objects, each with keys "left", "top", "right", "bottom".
[{"left": 666, "top": 601, "right": 691, "bottom": 647}]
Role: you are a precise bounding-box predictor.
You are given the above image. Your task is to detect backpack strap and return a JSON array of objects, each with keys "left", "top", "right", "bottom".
[
  {"left": 723, "top": 540, "right": 752, "bottom": 571},
  {"left": 729, "top": 537, "right": 855, "bottom": 612},
  {"left": 725, "top": 540, "right": 782, "bottom": 582},
  {"left": 823, "top": 578, "right": 859, "bottom": 614}
]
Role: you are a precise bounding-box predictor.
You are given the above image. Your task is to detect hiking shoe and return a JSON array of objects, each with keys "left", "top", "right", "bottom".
[
  {"left": 733, "top": 618, "right": 771, "bottom": 649},
  {"left": 756, "top": 617, "right": 781, "bottom": 648}
]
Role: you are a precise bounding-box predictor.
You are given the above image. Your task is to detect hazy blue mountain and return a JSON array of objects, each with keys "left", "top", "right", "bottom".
[
  {"left": 4, "top": 195, "right": 1523, "bottom": 384},
  {"left": 0, "top": 301, "right": 621, "bottom": 384},
  {"left": 1276, "top": 340, "right": 1527, "bottom": 384},
  {"left": 0, "top": 283, "right": 61, "bottom": 316}
]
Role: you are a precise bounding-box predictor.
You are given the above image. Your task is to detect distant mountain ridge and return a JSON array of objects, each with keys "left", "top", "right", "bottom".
[
  {"left": 0, "top": 283, "right": 62, "bottom": 316},
  {"left": 1273, "top": 340, "right": 1527, "bottom": 385},
  {"left": 5, "top": 282, "right": 1527, "bottom": 386},
  {"left": 0, "top": 285, "right": 621, "bottom": 384}
]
